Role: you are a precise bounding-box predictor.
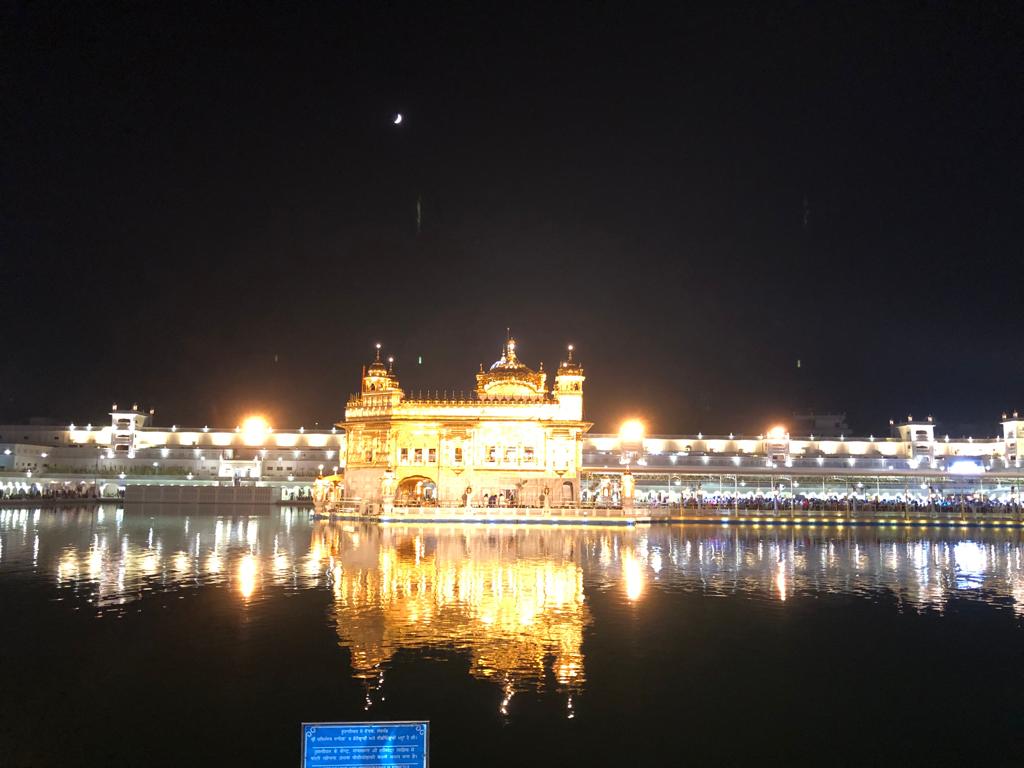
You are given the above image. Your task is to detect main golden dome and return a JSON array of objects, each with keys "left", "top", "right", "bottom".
[{"left": 476, "top": 337, "right": 547, "bottom": 399}]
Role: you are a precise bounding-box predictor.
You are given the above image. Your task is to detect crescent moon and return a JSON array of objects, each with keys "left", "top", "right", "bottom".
[{"left": 393, "top": 113, "right": 403, "bottom": 125}]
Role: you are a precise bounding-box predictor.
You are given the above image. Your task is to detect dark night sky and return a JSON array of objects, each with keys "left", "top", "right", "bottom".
[{"left": 2, "top": 1, "right": 1022, "bottom": 435}]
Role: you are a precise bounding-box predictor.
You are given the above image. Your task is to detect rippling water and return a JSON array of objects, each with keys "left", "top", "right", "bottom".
[{"left": 2, "top": 505, "right": 1023, "bottom": 766}]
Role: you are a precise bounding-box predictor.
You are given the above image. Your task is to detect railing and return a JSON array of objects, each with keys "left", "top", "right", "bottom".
[
  {"left": 388, "top": 500, "right": 610, "bottom": 511},
  {"left": 312, "top": 499, "right": 1024, "bottom": 523},
  {"left": 635, "top": 501, "right": 1024, "bottom": 522},
  {"left": 582, "top": 454, "right": 1021, "bottom": 473},
  {"left": 585, "top": 432, "right": 999, "bottom": 443},
  {"left": 347, "top": 395, "right": 559, "bottom": 410},
  {"left": 379, "top": 504, "right": 638, "bottom": 518}
]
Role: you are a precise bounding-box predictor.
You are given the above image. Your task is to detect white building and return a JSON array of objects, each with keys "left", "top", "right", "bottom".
[
  {"left": 1, "top": 400, "right": 1021, "bottom": 506},
  {"left": 581, "top": 414, "right": 1024, "bottom": 505},
  {"left": 0, "top": 404, "right": 344, "bottom": 498}
]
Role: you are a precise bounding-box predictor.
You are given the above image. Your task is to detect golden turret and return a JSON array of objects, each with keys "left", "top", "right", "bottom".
[{"left": 362, "top": 343, "right": 401, "bottom": 395}]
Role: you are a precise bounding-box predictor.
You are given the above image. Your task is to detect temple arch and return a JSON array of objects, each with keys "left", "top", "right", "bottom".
[{"left": 395, "top": 475, "right": 437, "bottom": 505}]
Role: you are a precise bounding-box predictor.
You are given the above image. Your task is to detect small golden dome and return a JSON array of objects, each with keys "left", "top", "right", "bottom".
[
  {"left": 557, "top": 344, "right": 583, "bottom": 375},
  {"left": 367, "top": 343, "right": 388, "bottom": 375}
]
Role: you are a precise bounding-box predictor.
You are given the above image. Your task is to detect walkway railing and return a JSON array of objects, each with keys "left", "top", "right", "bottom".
[
  {"left": 381, "top": 503, "right": 639, "bottom": 518},
  {"left": 642, "top": 502, "right": 1024, "bottom": 523},
  {"left": 313, "top": 500, "right": 1024, "bottom": 524}
]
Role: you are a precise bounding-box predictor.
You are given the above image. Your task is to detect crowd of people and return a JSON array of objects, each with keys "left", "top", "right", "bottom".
[{"left": 638, "top": 493, "right": 1023, "bottom": 516}]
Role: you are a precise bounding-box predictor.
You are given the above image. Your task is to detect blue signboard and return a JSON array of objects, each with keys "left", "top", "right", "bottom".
[{"left": 301, "top": 721, "right": 429, "bottom": 768}]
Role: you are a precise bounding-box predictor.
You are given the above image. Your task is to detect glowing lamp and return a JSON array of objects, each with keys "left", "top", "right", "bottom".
[
  {"left": 766, "top": 425, "right": 788, "bottom": 440},
  {"left": 948, "top": 459, "right": 985, "bottom": 476},
  {"left": 240, "top": 415, "right": 271, "bottom": 446},
  {"left": 619, "top": 419, "right": 646, "bottom": 443}
]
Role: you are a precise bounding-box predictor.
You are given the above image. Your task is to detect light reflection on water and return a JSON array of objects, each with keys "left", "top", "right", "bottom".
[
  {"left": 654, "top": 527, "right": 1024, "bottom": 610},
  {"left": 314, "top": 521, "right": 590, "bottom": 712},
  {"left": 0, "top": 505, "right": 317, "bottom": 611},
  {"left": 3, "top": 504, "right": 1024, "bottom": 708}
]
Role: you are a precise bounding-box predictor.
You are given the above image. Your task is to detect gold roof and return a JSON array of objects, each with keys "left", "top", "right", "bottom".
[
  {"left": 489, "top": 337, "right": 528, "bottom": 372},
  {"left": 476, "top": 337, "right": 547, "bottom": 398}
]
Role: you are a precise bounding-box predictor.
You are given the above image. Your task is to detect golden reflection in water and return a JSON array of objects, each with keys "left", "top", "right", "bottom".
[
  {"left": 58, "top": 549, "right": 78, "bottom": 581},
  {"left": 173, "top": 551, "right": 190, "bottom": 575},
  {"left": 621, "top": 548, "right": 644, "bottom": 602},
  {"left": 88, "top": 543, "right": 103, "bottom": 579},
  {"left": 141, "top": 551, "right": 159, "bottom": 576},
  {"left": 13, "top": 508, "right": 1024, "bottom": 684},
  {"left": 0, "top": 508, "right": 316, "bottom": 610},
  {"left": 238, "top": 553, "right": 258, "bottom": 599},
  {"left": 311, "top": 523, "right": 591, "bottom": 708},
  {"left": 206, "top": 551, "right": 222, "bottom": 575},
  {"left": 775, "top": 559, "right": 787, "bottom": 601}
]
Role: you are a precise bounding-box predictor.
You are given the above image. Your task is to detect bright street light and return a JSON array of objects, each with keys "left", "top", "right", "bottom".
[{"left": 619, "top": 419, "right": 646, "bottom": 443}]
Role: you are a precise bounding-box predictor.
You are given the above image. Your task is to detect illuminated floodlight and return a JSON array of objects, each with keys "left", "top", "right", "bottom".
[
  {"left": 947, "top": 459, "right": 986, "bottom": 476},
  {"left": 241, "top": 415, "right": 271, "bottom": 446},
  {"left": 619, "top": 419, "right": 646, "bottom": 443},
  {"left": 766, "top": 425, "right": 788, "bottom": 440}
]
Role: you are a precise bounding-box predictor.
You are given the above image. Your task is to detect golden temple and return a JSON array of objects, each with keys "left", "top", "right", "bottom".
[{"left": 341, "top": 336, "right": 590, "bottom": 511}]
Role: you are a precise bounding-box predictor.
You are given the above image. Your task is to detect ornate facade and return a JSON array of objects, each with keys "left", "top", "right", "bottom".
[{"left": 341, "top": 337, "right": 591, "bottom": 508}]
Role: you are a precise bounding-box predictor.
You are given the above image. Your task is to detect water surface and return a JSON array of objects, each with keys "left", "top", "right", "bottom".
[{"left": 2, "top": 505, "right": 1023, "bottom": 766}]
